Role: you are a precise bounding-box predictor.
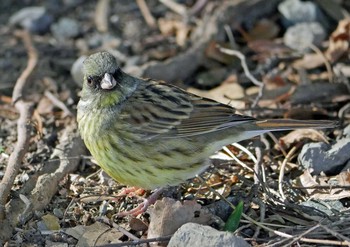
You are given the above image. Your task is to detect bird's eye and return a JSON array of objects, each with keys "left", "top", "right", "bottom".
[{"left": 87, "top": 76, "right": 93, "bottom": 86}]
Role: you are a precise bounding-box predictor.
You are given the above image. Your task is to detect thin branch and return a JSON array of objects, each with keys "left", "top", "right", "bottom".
[
  {"left": 0, "top": 30, "right": 37, "bottom": 220},
  {"left": 278, "top": 145, "right": 298, "bottom": 200},
  {"left": 218, "top": 46, "right": 265, "bottom": 108},
  {"left": 95, "top": 0, "right": 110, "bottom": 33},
  {"left": 159, "top": 0, "right": 187, "bottom": 16},
  {"left": 136, "top": 0, "right": 157, "bottom": 28},
  {"left": 44, "top": 90, "right": 73, "bottom": 117}
]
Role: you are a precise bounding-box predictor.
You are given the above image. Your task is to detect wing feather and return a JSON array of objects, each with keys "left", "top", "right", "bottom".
[{"left": 119, "top": 81, "right": 256, "bottom": 139}]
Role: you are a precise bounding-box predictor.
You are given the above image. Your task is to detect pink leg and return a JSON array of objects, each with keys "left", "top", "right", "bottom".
[
  {"left": 117, "top": 187, "right": 145, "bottom": 197},
  {"left": 117, "top": 188, "right": 164, "bottom": 217}
]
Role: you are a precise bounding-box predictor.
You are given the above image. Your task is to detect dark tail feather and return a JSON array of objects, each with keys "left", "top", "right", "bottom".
[{"left": 255, "top": 119, "right": 338, "bottom": 131}]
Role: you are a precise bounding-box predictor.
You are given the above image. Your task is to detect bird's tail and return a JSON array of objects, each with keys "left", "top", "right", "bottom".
[{"left": 255, "top": 119, "right": 337, "bottom": 131}]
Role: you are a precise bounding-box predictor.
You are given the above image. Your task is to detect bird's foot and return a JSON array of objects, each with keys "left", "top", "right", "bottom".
[
  {"left": 117, "top": 186, "right": 145, "bottom": 197},
  {"left": 117, "top": 188, "right": 164, "bottom": 217}
]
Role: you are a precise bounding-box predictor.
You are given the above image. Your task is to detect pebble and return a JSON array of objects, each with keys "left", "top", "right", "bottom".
[
  {"left": 51, "top": 17, "right": 80, "bottom": 40},
  {"left": 168, "top": 223, "right": 251, "bottom": 247},
  {"left": 71, "top": 55, "right": 87, "bottom": 87},
  {"left": 278, "top": 0, "right": 324, "bottom": 26},
  {"left": 9, "top": 6, "right": 53, "bottom": 34},
  {"left": 195, "top": 68, "right": 227, "bottom": 89},
  {"left": 298, "top": 136, "right": 350, "bottom": 175},
  {"left": 283, "top": 22, "right": 326, "bottom": 51}
]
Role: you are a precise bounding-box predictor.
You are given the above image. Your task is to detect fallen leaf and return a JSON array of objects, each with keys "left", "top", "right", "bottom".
[
  {"left": 298, "top": 170, "right": 350, "bottom": 200},
  {"left": 325, "top": 19, "right": 350, "bottom": 63},
  {"left": 187, "top": 75, "right": 245, "bottom": 109},
  {"left": 247, "top": 19, "right": 279, "bottom": 40},
  {"left": 278, "top": 129, "right": 329, "bottom": 149},
  {"left": 64, "top": 222, "right": 123, "bottom": 246}
]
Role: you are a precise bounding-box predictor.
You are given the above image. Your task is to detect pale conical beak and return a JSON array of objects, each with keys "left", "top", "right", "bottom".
[{"left": 101, "top": 73, "right": 117, "bottom": 90}]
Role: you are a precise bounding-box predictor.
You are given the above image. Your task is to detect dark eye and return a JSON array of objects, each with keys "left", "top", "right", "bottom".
[{"left": 87, "top": 76, "right": 93, "bottom": 85}]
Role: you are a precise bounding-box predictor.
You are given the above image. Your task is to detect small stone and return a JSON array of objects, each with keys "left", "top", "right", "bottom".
[
  {"left": 71, "top": 55, "right": 87, "bottom": 87},
  {"left": 278, "top": 0, "right": 324, "bottom": 26},
  {"left": 195, "top": 68, "right": 227, "bottom": 89},
  {"left": 51, "top": 18, "right": 80, "bottom": 40},
  {"left": 37, "top": 214, "right": 60, "bottom": 231},
  {"left": 168, "top": 223, "right": 251, "bottom": 247},
  {"left": 300, "top": 200, "right": 346, "bottom": 216},
  {"left": 283, "top": 22, "right": 326, "bottom": 51},
  {"left": 53, "top": 208, "right": 64, "bottom": 219},
  {"left": 9, "top": 6, "right": 53, "bottom": 34},
  {"left": 298, "top": 137, "right": 350, "bottom": 175}
]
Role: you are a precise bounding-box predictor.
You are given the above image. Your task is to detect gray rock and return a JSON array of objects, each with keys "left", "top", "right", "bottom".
[
  {"left": 9, "top": 6, "right": 53, "bottom": 34},
  {"left": 195, "top": 68, "right": 227, "bottom": 88},
  {"left": 168, "top": 223, "right": 251, "bottom": 247},
  {"left": 300, "top": 200, "right": 346, "bottom": 216},
  {"left": 298, "top": 138, "right": 350, "bottom": 175},
  {"left": 342, "top": 124, "right": 350, "bottom": 138},
  {"left": 71, "top": 55, "right": 87, "bottom": 87},
  {"left": 278, "top": 0, "right": 324, "bottom": 26},
  {"left": 51, "top": 18, "right": 80, "bottom": 40},
  {"left": 283, "top": 22, "right": 326, "bottom": 51}
]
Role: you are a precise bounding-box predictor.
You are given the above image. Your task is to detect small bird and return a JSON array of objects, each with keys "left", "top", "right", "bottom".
[{"left": 77, "top": 52, "right": 336, "bottom": 214}]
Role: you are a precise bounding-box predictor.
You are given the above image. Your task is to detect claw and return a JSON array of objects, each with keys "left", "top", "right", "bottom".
[{"left": 117, "top": 188, "right": 164, "bottom": 217}]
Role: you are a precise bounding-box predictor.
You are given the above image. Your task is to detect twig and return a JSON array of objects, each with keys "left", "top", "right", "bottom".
[
  {"left": 189, "top": 0, "right": 208, "bottom": 16},
  {"left": 95, "top": 0, "right": 110, "bottom": 33},
  {"left": 278, "top": 145, "right": 298, "bottom": 201},
  {"left": 222, "top": 146, "right": 254, "bottom": 172},
  {"left": 98, "top": 235, "right": 172, "bottom": 247},
  {"left": 196, "top": 176, "right": 350, "bottom": 246},
  {"left": 136, "top": 0, "right": 157, "bottom": 28},
  {"left": 319, "top": 224, "right": 350, "bottom": 243},
  {"left": 218, "top": 46, "right": 265, "bottom": 108},
  {"left": 224, "top": 24, "right": 239, "bottom": 51},
  {"left": 267, "top": 132, "right": 287, "bottom": 157},
  {"left": 12, "top": 31, "right": 38, "bottom": 104},
  {"left": 309, "top": 43, "right": 333, "bottom": 83},
  {"left": 99, "top": 216, "right": 139, "bottom": 241},
  {"left": 44, "top": 90, "right": 73, "bottom": 117},
  {"left": 159, "top": 0, "right": 187, "bottom": 16},
  {"left": 0, "top": 124, "right": 85, "bottom": 243},
  {"left": 0, "top": 30, "right": 37, "bottom": 220}
]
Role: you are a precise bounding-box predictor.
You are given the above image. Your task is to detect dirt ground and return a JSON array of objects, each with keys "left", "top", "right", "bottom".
[{"left": 1, "top": 0, "right": 350, "bottom": 246}]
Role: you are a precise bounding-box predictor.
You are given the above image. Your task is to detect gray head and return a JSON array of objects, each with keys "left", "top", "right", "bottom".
[{"left": 83, "top": 52, "right": 120, "bottom": 90}]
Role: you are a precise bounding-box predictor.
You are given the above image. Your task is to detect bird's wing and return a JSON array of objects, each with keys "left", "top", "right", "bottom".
[{"left": 119, "top": 81, "right": 256, "bottom": 139}]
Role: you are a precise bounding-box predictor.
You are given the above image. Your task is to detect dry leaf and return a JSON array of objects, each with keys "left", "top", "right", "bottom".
[
  {"left": 247, "top": 19, "right": 279, "bottom": 40},
  {"left": 293, "top": 53, "right": 324, "bottom": 70},
  {"left": 278, "top": 129, "right": 329, "bottom": 149},
  {"left": 158, "top": 18, "right": 190, "bottom": 46},
  {"left": 65, "top": 222, "right": 123, "bottom": 246},
  {"left": 325, "top": 19, "right": 350, "bottom": 62},
  {"left": 299, "top": 170, "right": 350, "bottom": 200},
  {"left": 187, "top": 75, "right": 245, "bottom": 109}
]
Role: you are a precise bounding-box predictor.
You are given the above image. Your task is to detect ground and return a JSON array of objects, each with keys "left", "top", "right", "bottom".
[{"left": 1, "top": 0, "right": 350, "bottom": 246}]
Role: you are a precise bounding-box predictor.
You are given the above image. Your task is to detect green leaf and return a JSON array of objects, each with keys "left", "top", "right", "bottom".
[{"left": 224, "top": 201, "right": 243, "bottom": 232}]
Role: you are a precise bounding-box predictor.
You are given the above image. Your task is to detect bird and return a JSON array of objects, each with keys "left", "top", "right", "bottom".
[{"left": 77, "top": 51, "right": 336, "bottom": 215}]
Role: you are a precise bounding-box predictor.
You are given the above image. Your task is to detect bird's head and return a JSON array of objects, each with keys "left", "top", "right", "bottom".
[
  {"left": 83, "top": 51, "right": 120, "bottom": 91},
  {"left": 80, "top": 52, "right": 138, "bottom": 109}
]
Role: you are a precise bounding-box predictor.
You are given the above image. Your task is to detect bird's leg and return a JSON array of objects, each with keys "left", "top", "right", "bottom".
[
  {"left": 117, "top": 188, "right": 164, "bottom": 217},
  {"left": 117, "top": 186, "right": 145, "bottom": 197}
]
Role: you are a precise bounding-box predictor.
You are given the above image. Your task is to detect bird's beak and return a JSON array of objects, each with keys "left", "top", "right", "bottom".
[{"left": 101, "top": 73, "right": 117, "bottom": 90}]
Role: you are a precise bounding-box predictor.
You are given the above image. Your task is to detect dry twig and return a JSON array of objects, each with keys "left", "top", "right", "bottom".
[
  {"left": 95, "top": 0, "right": 110, "bottom": 33},
  {"left": 219, "top": 46, "right": 265, "bottom": 108},
  {"left": 0, "top": 30, "right": 37, "bottom": 220},
  {"left": 136, "top": 0, "right": 157, "bottom": 28}
]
